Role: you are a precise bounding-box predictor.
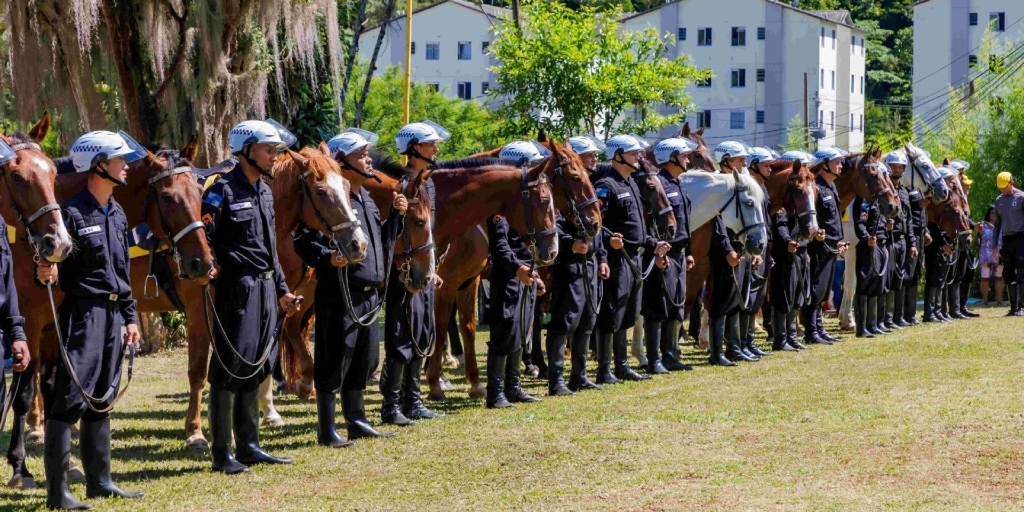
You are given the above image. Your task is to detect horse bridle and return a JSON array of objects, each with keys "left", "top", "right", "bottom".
[
  {"left": 860, "top": 161, "right": 897, "bottom": 204},
  {"left": 394, "top": 173, "right": 439, "bottom": 287},
  {"left": 142, "top": 163, "right": 206, "bottom": 286},
  {"left": 632, "top": 169, "right": 674, "bottom": 240},
  {"left": 550, "top": 157, "right": 599, "bottom": 239},
  {"left": 909, "top": 157, "right": 945, "bottom": 200},
  {"left": 297, "top": 169, "right": 364, "bottom": 259},
  {"left": 518, "top": 165, "right": 558, "bottom": 263},
  {"left": 718, "top": 177, "right": 764, "bottom": 238},
  {"left": 0, "top": 142, "right": 62, "bottom": 260}
]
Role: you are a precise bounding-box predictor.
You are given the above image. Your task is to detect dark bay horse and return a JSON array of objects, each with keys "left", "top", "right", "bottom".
[{"left": 7, "top": 137, "right": 214, "bottom": 488}]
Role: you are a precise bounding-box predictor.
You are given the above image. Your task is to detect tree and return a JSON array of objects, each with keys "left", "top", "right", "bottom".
[
  {"left": 488, "top": 0, "right": 706, "bottom": 139},
  {"left": 785, "top": 114, "right": 809, "bottom": 151}
]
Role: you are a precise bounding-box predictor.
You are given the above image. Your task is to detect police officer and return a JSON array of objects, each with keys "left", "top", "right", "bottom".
[
  {"left": 923, "top": 167, "right": 958, "bottom": 323},
  {"left": 707, "top": 142, "right": 757, "bottom": 365},
  {"left": 36, "top": 131, "right": 145, "bottom": 508},
  {"left": 740, "top": 147, "right": 776, "bottom": 356},
  {"left": 805, "top": 149, "right": 848, "bottom": 342},
  {"left": 882, "top": 152, "right": 918, "bottom": 329},
  {"left": 853, "top": 158, "right": 893, "bottom": 337},
  {"left": 769, "top": 153, "right": 813, "bottom": 354},
  {"left": 902, "top": 186, "right": 930, "bottom": 325},
  {"left": 202, "top": 121, "right": 300, "bottom": 473},
  {"left": 380, "top": 122, "right": 446, "bottom": 425},
  {"left": 558, "top": 135, "right": 610, "bottom": 391},
  {"left": 641, "top": 138, "right": 697, "bottom": 374},
  {"left": 594, "top": 135, "right": 670, "bottom": 381},
  {"left": 485, "top": 213, "right": 544, "bottom": 408},
  {"left": 993, "top": 171, "right": 1024, "bottom": 316},
  {"left": 294, "top": 128, "right": 408, "bottom": 443}
]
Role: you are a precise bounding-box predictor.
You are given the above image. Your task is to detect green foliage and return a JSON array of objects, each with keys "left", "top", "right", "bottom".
[
  {"left": 159, "top": 312, "right": 189, "bottom": 350},
  {"left": 864, "top": 102, "right": 913, "bottom": 150},
  {"left": 489, "top": 0, "right": 706, "bottom": 139},
  {"left": 786, "top": 114, "right": 809, "bottom": 151}
]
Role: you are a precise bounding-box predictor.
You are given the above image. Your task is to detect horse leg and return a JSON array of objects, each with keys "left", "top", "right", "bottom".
[
  {"left": 258, "top": 376, "right": 284, "bottom": 427},
  {"left": 428, "top": 289, "right": 457, "bottom": 401},
  {"left": 184, "top": 300, "right": 210, "bottom": 450},
  {"left": 295, "top": 308, "right": 316, "bottom": 398},
  {"left": 840, "top": 248, "right": 858, "bottom": 331},
  {"left": 630, "top": 316, "right": 646, "bottom": 368},
  {"left": 25, "top": 372, "right": 44, "bottom": 444},
  {"left": 458, "top": 277, "right": 485, "bottom": 399},
  {"left": 699, "top": 308, "right": 710, "bottom": 351},
  {"left": 6, "top": 361, "right": 37, "bottom": 489}
]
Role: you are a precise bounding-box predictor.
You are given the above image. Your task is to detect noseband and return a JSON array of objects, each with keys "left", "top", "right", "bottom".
[
  {"left": 551, "top": 158, "right": 599, "bottom": 238},
  {"left": 519, "top": 166, "right": 557, "bottom": 263},
  {"left": 718, "top": 178, "right": 764, "bottom": 238},
  {"left": 298, "top": 170, "right": 364, "bottom": 260}
]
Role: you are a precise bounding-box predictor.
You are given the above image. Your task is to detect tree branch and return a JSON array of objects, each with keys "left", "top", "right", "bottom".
[
  {"left": 222, "top": 0, "right": 257, "bottom": 51},
  {"left": 154, "top": 0, "right": 190, "bottom": 101}
]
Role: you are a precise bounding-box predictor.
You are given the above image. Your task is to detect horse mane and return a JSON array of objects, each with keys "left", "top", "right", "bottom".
[
  {"left": 433, "top": 157, "right": 502, "bottom": 170},
  {"left": 371, "top": 151, "right": 408, "bottom": 180},
  {"left": 278, "top": 147, "right": 340, "bottom": 183},
  {"left": 54, "top": 156, "right": 75, "bottom": 175}
]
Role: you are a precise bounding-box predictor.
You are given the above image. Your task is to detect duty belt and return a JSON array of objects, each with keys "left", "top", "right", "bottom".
[{"left": 232, "top": 269, "right": 275, "bottom": 280}]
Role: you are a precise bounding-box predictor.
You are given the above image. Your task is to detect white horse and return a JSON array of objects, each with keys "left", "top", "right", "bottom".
[{"left": 836, "top": 144, "right": 951, "bottom": 329}]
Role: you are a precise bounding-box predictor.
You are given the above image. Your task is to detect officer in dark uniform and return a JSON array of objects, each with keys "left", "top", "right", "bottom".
[
  {"left": 804, "top": 149, "right": 848, "bottom": 344},
  {"left": 594, "top": 134, "right": 670, "bottom": 382},
  {"left": 641, "top": 138, "right": 697, "bottom": 374},
  {"left": 883, "top": 154, "right": 918, "bottom": 329},
  {"left": 738, "top": 147, "right": 776, "bottom": 356},
  {"left": 853, "top": 182, "right": 892, "bottom": 337},
  {"left": 769, "top": 177, "right": 812, "bottom": 352},
  {"left": 381, "top": 121, "right": 445, "bottom": 424},
  {"left": 202, "top": 120, "right": 300, "bottom": 475},
  {"left": 294, "top": 128, "right": 407, "bottom": 445},
  {"left": 923, "top": 170, "right": 958, "bottom": 323},
  {"left": 485, "top": 215, "right": 544, "bottom": 408},
  {"left": 37, "top": 131, "right": 145, "bottom": 509},
  {"left": 902, "top": 188, "right": 929, "bottom": 325}
]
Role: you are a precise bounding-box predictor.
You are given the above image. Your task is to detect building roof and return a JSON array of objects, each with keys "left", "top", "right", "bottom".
[
  {"left": 912, "top": 0, "right": 941, "bottom": 6},
  {"left": 364, "top": 0, "right": 510, "bottom": 33},
  {"left": 620, "top": 0, "right": 864, "bottom": 31}
]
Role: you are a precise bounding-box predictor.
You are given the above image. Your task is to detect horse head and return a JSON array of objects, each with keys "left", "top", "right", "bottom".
[
  {"left": 929, "top": 185, "right": 972, "bottom": 246},
  {"left": 679, "top": 123, "right": 717, "bottom": 172},
  {"left": 840, "top": 148, "right": 900, "bottom": 219},
  {"left": 783, "top": 161, "right": 819, "bottom": 241},
  {"left": 633, "top": 155, "right": 677, "bottom": 240},
  {"left": 395, "top": 167, "right": 437, "bottom": 292},
  {"left": 0, "top": 112, "right": 73, "bottom": 263},
  {"left": 506, "top": 160, "right": 559, "bottom": 266},
  {"left": 542, "top": 137, "right": 601, "bottom": 238},
  {"left": 140, "top": 137, "right": 215, "bottom": 281},
  {"left": 281, "top": 147, "right": 369, "bottom": 263},
  {"left": 903, "top": 142, "right": 950, "bottom": 203},
  {"left": 732, "top": 168, "right": 768, "bottom": 255}
]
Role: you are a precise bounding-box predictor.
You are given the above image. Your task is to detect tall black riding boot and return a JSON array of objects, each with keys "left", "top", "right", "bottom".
[
  {"left": 884, "top": 291, "right": 902, "bottom": 329},
  {"left": 45, "top": 420, "right": 91, "bottom": 510},
  {"left": 948, "top": 285, "right": 966, "bottom": 319},
  {"left": 742, "top": 312, "right": 770, "bottom": 356},
  {"left": 614, "top": 330, "right": 652, "bottom": 380},
  {"left": 402, "top": 357, "right": 443, "bottom": 420},
  {"left": 709, "top": 316, "right": 737, "bottom": 366},
  {"left": 923, "top": 286, "right": 938, "bottom": 322},
  {"left": 546, "top": 332, "right": 574, "bottom": 396},
  {"left": 938, "top": 288, "right": 952, "bottom": 321},
  {"left": 961, "top": 281, "right": 979, "bottom": 317},
  {"left": 855, "top": 295, "right": 874, "bottom": 338},
  {"left": 643, "top": 318, "right": 669, "bottom": 374},
  {"left": 235, "top": 388, "right": 295, "bottom": 464},
  {"left": 594, "top": 330, "right": 619, "bottom": 385},
  {"left": 660, "top": 320, "right": 692, "bottom": 370},
  {"left": 81, "top": 418, "right": 142, "bottom": 500},
  {"left": 867, "top": 297, "right": 887, "bottom": 335},
  {"left": 786, "top": 311, "right": 809, "bottom": 349},
  {"left": 1007, "top": 284, "right": 1020, "bottom": 316},
  {"left": 891, "top": 288, "right": 908, "bottom": 327},
  {"left": 817, "top": 307, "right": 841, "bottom": 342},
  {"left": 342, "top": 389, "right": 395, "bottom": 439},
  {"left": 904, "top": 285, "right": 920, "bottom": 325},
  {"left": 802, "top": 306, "right": 827, "bottom": 344},
  {"left": 379, "top": 358, "right": 413, "bottom": 426},
  {"left": 725, "top": 314, "right": 757, "bottom": 362},
  {"left": 1016, "top": 284, "right": 1024, "bottom": 315},
  {"left": 771, "top": 309, "right": 796, "bottom": 351},
  {"left": 486, "top": 347, "right": 513, "bottom": 408},
  {"left": 316, "top": 391, "right": 352, "bottom": 448},
  {"left": 506, "top": 347, "right": 541, "bottom": 403},
  {"left": 568, "top": 329, "right": 603, "bottom": 390},
  {"left": 209, "top": 388, "right": 250, "bottom": 474}
]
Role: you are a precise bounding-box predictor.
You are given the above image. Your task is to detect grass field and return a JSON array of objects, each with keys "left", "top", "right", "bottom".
[{"left": 1, "top": 308, "right": 1023, "bottom": 510}]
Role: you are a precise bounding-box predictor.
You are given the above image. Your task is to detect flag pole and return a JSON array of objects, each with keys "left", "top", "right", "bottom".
[{"left": 403, "top": 0, "right": 414, "bottom": 165}]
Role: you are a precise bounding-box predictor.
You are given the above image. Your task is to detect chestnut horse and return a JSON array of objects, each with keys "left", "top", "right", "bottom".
[{"left": 7, "top": 137, "right": 214, "bottom": 488}]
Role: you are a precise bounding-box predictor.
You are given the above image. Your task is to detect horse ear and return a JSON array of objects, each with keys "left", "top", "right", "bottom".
[
  {"left": 28, "top": 111, "right": 51, "bottom": 143},
  {"left": 409, "top": 168, "right": 433, "bottom": 197},
  {"left": 288, "top": 149, "right": 309, "bottom": 168},
  {"left": 181, "top": 136, "right": 199, "bottom": 162},
  {"left": 318, "top": 141, "right": 331, "bottom": 157},
  {"left": 942, "top": 157, "right": 950, "bottom": 166},
  {"left": 794, "top": 160, "right": 803, "bottom": 174},
  {"left": 537, "top": 128, "right": 548, "bottom": 143},
  {"left": 696, "top": 126, "right": 705, "bottom": 136},
  {"left": 680, "top": 122, "right": 690, "bottom": 138}
]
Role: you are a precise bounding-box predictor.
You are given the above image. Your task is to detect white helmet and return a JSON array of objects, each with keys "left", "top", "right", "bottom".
[
  {"left": 884, "top": 150, "right": 909, "bottom": 168},
  {"left": 713, "top": 141, "right": 750, "bottom": 164},
  {"left": 653, "top": 138, "right": 696, "bottom": 165},
  {"left": 813, "top": 147, "right": 845, "bottom": 163},
  {"left": 327, "top": 128, "right": 380, "bottom": 159},
  {"left": 937, "top": 166, "right": 957, "bottom": 179},
  {"left": 395, "top": 121, "right": 450, "bottom": 155},
  {"left": 228, "top": 120, "right": 291, "bottom": 154},
  {"left": 0, "top": 140, "right": 18, "bottom": 166},
  {"left": 950, "top": 159, "right": 970, "bottom": 173},
  {"left": 568, "top": 135, "right": 604, "bottom": 156},
  {"left": 69, "top": 130, "right": 146, "bottom": 173},
  {"left": 780, "top": 150, "right": 819, "bottom": 167},
  {"left": 604, "top": 134, "right": 646, "bottom": 159},
  {"left": 746, "top": 147, "right": 776, "bottom": 167},
  {"left": 499, "top": 141, "right": 551, "bottom": 166}
]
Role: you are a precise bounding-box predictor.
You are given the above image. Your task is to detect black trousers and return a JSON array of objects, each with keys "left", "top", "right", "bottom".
[{"left": 313, "top": 285, "right": 379, "bottom": 393}]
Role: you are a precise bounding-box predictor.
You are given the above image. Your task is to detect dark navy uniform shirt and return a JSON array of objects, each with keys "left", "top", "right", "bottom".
[
  {"left": 853, "top": 198, "right": 887, "bottom": 242},
  {"left": 488, "top": 215, "right": 533, "bottom": 275},
  {"left": 60, "top": 189, "right": 137, "bottom": 324},
  {"left": 908, "top": 189, "right": 927, "bottom": 237},
  {"left": 0, "top": 216, "right": 25, "bottom": 341},
  {"left": 894, "top": 184, "right": 918, "bottom": 247},
  {"left": 814, "top": 175, "right": 844, "bottom": 242},
  {"left": 595, "top": 170, "right": 657, "bottom": 252},
  {"left": 202, "top": 164, "right": 288, "bottom": 298},
  {"left": 658, "top": 169, "right": 692, "bottom": 256}
]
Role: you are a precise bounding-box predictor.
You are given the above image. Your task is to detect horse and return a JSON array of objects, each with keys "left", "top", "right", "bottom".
[
  {"left": 778, "top": 161, "right": 821, "bottom": 242},
  {"left": 6, "top": 135, "right": 214, "bottom": 489}
]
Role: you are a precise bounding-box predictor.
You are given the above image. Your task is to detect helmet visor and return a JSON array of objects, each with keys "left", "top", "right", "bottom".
[
  {"left": 421, "top": 120, "right": 451, "bottom": 142},
  {"left": 265, "top": 119, "right": 298, "bottom": 148},
  {"left": 0, "top": 140, "right": 17, "bottom": 166},
  {"left": 344, "top": 128, "right": 380, "bottom": 147},
  {"left": 117, "top": 131, "right": 148, "bottom": 164}
]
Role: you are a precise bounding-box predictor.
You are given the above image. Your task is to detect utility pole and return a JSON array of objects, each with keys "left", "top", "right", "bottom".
[
  {"left": 803, "top": 72, "right": 810, "bottom": 150},
  {"left": 403, "top": 0, "right": 413, "bottom": 164},
  {"left": 512, "top": 0, "right": 521, "bottom": 30}
]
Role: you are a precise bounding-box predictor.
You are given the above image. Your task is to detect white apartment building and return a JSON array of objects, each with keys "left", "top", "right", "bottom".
[
  {"left": 356, "top": 0, "right": 507, "bottom": 102},
  {"left": 621, "top": 0, "right": 866, "bottom": 151},
  {"left": 912, "top": 0, "right": 1024, "bottom": 135}
]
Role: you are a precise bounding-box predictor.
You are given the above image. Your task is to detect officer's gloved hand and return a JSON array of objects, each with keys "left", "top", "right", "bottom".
[{"left": 36, "top": 262, "right": 57, "bottom": 285}]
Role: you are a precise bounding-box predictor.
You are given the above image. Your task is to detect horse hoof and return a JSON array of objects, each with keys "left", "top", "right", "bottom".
[
  {"left": 295, "top": 382, "right": 315, "bottom": 399},
  {"left": 7, "top": 475, "right": 22, "bottom": 489},
  {"left": 442, "top": 354, "right": 460, "bottom": 369},
  {"left": 427, "top": 391, "right": 448, "bottom": 402},
  {"left": 468, "top": 385, "right": 486, "bottom": 399},
  {"left": 439, "top": 378, "right": 455, "bottom": 392},
  {"left": 185, "top": 433, "right": 209, "bottom": 451},
  {"left": 26, "top": 428, "right": 44, "bottom": 444},
  {"left": 262, "top": 414, "right": 285, "bottom": 428}
]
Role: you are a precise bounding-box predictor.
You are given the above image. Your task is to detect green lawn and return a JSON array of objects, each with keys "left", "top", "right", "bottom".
[{"left": 2, "top": 308, "right": 1024, "bottom": 510}]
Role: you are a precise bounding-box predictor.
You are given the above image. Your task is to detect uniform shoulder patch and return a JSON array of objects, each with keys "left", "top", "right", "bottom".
[
  {"left": 204, "top": 192, "right": 223, "bottom": 208},
  {"left": 596, "top": 188, "right": 609, "bottom": 199}
]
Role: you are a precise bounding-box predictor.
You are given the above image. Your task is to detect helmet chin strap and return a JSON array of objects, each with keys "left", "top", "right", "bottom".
[
  {"left": 750, "top": 160, "right": 770, "bottom": 180},
  {"left": 408, "top": 147, "right": 437, "bottom": 167},
  {"left": 342, "top": 158, "right": 382, "bottom": 183},
  {"left": 91, "top": 164, "right": 127, "bottom": 186},
  {"left": 614, "top": 153, "right": 640, "bottom": 173},
  {"left": 242, "top": 145, "right": 275, "bottom": 180}
]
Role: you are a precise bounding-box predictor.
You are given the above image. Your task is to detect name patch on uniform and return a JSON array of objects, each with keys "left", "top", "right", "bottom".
[
  {"left": 666, "top": 192, "right": 679, "bottom": 198},
  {"left": 821, "top": 195, "right": 832, "bottom": 202},
  {"left": 229, "top": 202, "right": 253, "bottom": 211},
  {"left": 616, "top": 192, "right": 632, "bottom": 199},
  {"left": 204, "top": 192, "right": 223, "bottom": 208},
  {"left": 78, "top": 225, "right": 102, "bottom": 236}
]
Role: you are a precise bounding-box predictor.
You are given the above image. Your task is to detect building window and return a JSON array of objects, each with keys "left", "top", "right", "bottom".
[
  {"left": 860, "top": 76, "right": 864, "bottom": 93},
  {"left": 426, "top": 42, "right": 440, "bottom": 60},
  {"left": 482, "top": 82, "right": 489, "bottom": 95},
  {"left": 411, "top": 42, "right": 416, "bottom": 55},
  {"left": 969, "top": 54, "right": 978, "bottom": 67},
  {"left": 697, "top": 110, "right": 712, "bottom": 128},
  {"left": 831, "top": 70, "right": 835, "bottom": 90},
  {"left": 696, "top": 71, "right": 712, "bottom": 87},
  {"left": 457, "top": 81, "right": 472, "bottom": 100},
  {"left": 991, "top": 12, "right": 1006, "bottom": 31},
  {"left": 969, "top": 12, "right": 978, "bottom": 26},
  {"left": 457, "top": 41, "right": 472, "bottom": 60},
  {"left": 821, "top": 27, "right": 825, "bottom": 47},
  {"left": 427, "top": 83, "right": 439, "bottom": 92},
  {"left": 731, "top": 27, "right": 746, "bottom": 46},
  {"left": 830, "top": 110, "right": 835, "bottom": 130},
  {"left": 860, "top": 114, "right": 864, "bottom": 131},
  {"left": 756, "top": 111, "right": 765, "bottom": 124},
  {"left": 851, "top": 74, "right": 855, "bottom": 93},
  {"left": 730, "top": 110, "right": 745, "bottom": 130},
  {"left": 731, "top": 68, "right": 746, "bottom": 88},
  {"left": 850, "top": 114, "right": 855, "bottom": 131},
  {"left": 678, "top": 28, "right": 686, "bottom": 41},
  {"left": 698, "top": 27, "right": 712, "bottom": 46},
  {"left": 831, "top": 29, "right": 836, "bottom": 49},
  {"left": 756, "top": 69, "right": 765, "bottom": 82},
  {"left": 851, "top": 35, "right": 855, "bottom": 53},
  {"left": 482, "top": 41, "right": 490, "bottom": 53},
  {"left": 818, "top": 110, "right": 824, "bottom": 128},
  {"left": 820, "top": 68, "right": 825, "bottom": 89},
  {"left": 757, "top": 27, "right": 765, "bottom": 40}
]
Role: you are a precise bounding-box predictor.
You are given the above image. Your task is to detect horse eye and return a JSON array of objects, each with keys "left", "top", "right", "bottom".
[
  {"left": 9, "top": 172, "right": 26, "bottom": 184},
  {"left": 745, "top": 199, "right": 754, "bottom": 207},
  {"left": 161, "top": 192, "right": 174, "bottom": 203},
  {"left": 570, "top": 176, "right": 582, "bottom": 182},
  {"left": 316, "top": 188, "right": 328, "bottom": 197},
  {"left": 416, "top": 220, "right": 427, "bottom": 228}
]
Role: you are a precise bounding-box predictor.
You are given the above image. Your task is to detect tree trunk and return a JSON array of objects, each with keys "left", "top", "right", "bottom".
[
  {"left": 34, "top": 1, "right": 107, "bottom": 131},
  {"left": 102, "top": 0, "right": 161, "bottom": 142},
  {"left": 137, "top": 312, "right": 167, "bottom": 355},
  {"left": 339, "top": 0, "right": 368, "bottom": 125},
  {"left": 354, "top": 0, "right": 396, "bottom": 127}
]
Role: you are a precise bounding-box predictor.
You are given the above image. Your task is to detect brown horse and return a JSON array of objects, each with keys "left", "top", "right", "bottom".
[
  {"left": 7, "top": 136, "right": 214, "bottom": 488},
  {"left": 777, "top": 161, "right": 821, "bottom": 241}
]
